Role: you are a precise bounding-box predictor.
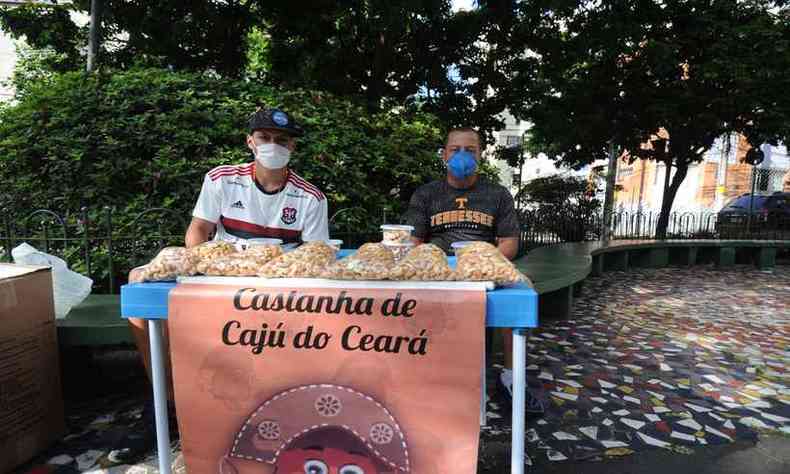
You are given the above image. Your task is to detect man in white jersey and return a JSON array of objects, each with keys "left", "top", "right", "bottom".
[
  {"left": 187, "top": 107, "right": 329, "bottom": 245},
  {"left": 113, "top": 107, "right": 329, "bottom": 464}
]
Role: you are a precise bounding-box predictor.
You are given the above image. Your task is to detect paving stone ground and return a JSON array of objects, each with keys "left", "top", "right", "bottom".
[
  {"left": 12, "top": 264, "right": 790, "bottom": 474},
  {"left": 480, "top": 264, "right": 790, "bottom": 473}
]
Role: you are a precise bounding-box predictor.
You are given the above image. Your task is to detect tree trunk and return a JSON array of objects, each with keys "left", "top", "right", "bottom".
[
  {"left": 87, "top": 0, "right": 102, "bottom": 72},
  {"left": 366, "top": 31, "right": 388, "bottom": 111},
  {"left": 600, "top": 141, "right": 617, "bottom": 243},
  {"left": 655, "top": 159, "right": 689, "bottom": 239}
]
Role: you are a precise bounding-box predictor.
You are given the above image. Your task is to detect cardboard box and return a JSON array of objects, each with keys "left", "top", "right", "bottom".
[{"left": 0, "top": 264, "right": 65, "bottom": 474}]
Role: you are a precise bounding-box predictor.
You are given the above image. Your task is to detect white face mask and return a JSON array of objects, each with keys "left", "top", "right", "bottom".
[{"left": 255, "top": 143, "right": 291, "bottom": 169}]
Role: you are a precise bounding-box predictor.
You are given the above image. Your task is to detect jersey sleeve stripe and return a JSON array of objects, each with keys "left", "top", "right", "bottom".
[
  {"left": 288, "top": 173, "right": 326, "bottom": 200},
  {"left": 287, "top": 178, "right": 324, "bottom": 200},
  {"left": 208, "top": 165, "right": 236, "bottom": 177},
  {"left": 211, "top": 171, "right": 252, "bottom": 181},
  {"left": 209, "top": 163, "right": 255, "bottom": 179},
  {"left": 288, "top": 171, "right": 322, "bottom": 194}
]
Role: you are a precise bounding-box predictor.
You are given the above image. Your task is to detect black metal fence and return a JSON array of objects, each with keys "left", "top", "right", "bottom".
[
  {"left": 2, "top": 206, "right": 788, "bottom": 294},
  {"left": 1, "top": 207, "right": 190, "bottom": 294},
  {"left": 0, "top": 206, "right": 383, "bottom": 294},
  {"left": 518, "top": 209, "right": 789, "bottom": 249}
]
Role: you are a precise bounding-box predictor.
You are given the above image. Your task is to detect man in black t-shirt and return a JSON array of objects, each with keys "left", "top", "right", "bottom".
[
  {"left": 405, "top": 128, "right": 542, "bottom": 413},
  {"left": 405, "top": 127, "right": 520, "bottom": 258}
]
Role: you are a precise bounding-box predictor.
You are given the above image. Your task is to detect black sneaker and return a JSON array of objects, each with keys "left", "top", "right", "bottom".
[{"left": 498, "top": 369, "right": 545, "bottom": 415}]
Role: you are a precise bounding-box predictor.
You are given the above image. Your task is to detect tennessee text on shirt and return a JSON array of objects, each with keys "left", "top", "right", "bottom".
[{"left": 431, "top": 210, "right": 494, "bottom": 227}]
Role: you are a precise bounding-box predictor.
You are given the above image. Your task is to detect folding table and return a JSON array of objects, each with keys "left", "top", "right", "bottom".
[{"left": 120, "top": 253, "right": 537, "bottom": 474}]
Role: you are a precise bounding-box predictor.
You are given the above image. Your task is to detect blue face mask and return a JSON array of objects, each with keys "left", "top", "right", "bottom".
[{"left": 447, "top": 150, "right": 478, "bottom": 180}]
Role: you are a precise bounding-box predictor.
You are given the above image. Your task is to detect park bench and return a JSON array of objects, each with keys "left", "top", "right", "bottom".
[
  {"left": 57, "top": 294, "right": 131, "bottom": 347},
  {"left": 515, "top": 239, "right": 790, "bottom": 320}
]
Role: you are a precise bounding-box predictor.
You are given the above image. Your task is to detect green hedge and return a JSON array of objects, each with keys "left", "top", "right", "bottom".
[
  {"left": 0, "top": 68, "right": 453, "bottom": 289},
  {"left": 0, "top": 67, "right": 446, "bottom": 230}
]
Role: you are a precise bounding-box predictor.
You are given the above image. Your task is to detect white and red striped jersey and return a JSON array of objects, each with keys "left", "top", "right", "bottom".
[{"left": 192, "top": 162, "right": 329, "bottom": 244}]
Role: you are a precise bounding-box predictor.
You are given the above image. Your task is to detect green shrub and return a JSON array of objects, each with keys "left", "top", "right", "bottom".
[
  {"left": 0, "top": 67, "right": 450, "bottom": 222},
  {"left": 0, "top": 68, "right": 449, "bottom": 287},
  {"left": 515, "top": 174, "right": 601, "bottom": 243}
]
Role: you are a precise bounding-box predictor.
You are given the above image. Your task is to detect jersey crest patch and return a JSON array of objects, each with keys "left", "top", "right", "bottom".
[{"left": 281, "top": 207, "right": 297, "bottom": 225}]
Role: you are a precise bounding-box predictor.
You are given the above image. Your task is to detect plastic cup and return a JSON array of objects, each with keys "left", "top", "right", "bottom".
[
  {"left": 381, "top": 224, "right": 414, "bottom": 244},
  {"left": 383, "top": 241, "right": 415, "bottom": 262},
  {"left": 325, "top": 239, "right": 344, "bottom": 251},
  {"left": 237, "top": 238, "right": 283, "bottom": 251}
]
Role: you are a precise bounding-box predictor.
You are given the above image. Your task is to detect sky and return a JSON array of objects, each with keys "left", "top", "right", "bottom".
[{"left": 452, "top": 0, "right": 477, "bottom": 12}]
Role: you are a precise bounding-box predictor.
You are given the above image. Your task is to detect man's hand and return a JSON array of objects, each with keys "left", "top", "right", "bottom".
[
  {"left": 185, "top": 217, "right": 216, "bottom": 248},
  {"left": 496, "top": 237, "right": 519, "bottom": 260}
]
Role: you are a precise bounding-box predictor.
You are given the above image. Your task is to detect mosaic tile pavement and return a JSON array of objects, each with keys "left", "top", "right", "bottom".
[
  {"left": 14, "top": 265, "right": 790, "bottom": 473},
  {"left": 483, "top": 264, "right": 790, "bottom": 466}
]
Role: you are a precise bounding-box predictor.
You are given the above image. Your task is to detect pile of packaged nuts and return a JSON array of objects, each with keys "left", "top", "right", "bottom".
[
  {"left": 130, "top": 232, "right": 531, "bottom": 287},
  {"left": 190, "top": 241, "right": 237, "bottom": 262},
  {"left": 131, "top": 247, "right": 200, "bottom": 282},
  {"left": 455, "top": 241, "right": 531, "bottom": 286},
  {"left": 197, "top": 245, "right": 283, "bottom": 276},
  {"left": 388, "top": 243, "right": 457, "bottom": 281},
  {"left": 257, "top": 241, "right": 337, "bottom": 278},
  {"left": 321, "top": 243, "right": 394, "bottom": 280}
]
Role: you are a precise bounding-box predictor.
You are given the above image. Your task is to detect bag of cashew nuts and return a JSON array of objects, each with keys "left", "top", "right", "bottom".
[
  {"left": 197, "top": 245, "right": 284, "bottom": 276},
  {"left": 189, "top": 240, "right": 237, "bottom": 263},
  {"left": 258, "top": 241, "right": 336, "bottom": 278},
  {"left": 130, "top": 246, "right": 200, "bottom": 282},
  {"left": 388, "top": 243, "right": 456, "bottom": 281},
  {"left": 321, "top": 243, "right": 394, "bottom": 280},
  {"left": 455, "top": 241, "right": 532, "bottom": 287}
]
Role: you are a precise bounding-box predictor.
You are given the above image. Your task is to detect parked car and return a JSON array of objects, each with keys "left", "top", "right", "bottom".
[{"left": 717, "top": 192, "right": 790, "bottom": 237}]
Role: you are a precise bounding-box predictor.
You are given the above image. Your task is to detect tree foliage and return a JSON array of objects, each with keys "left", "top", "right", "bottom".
[
  {"left": 516, "top": 174, "right": 601, "bottom": 242},
  {"left": 0, "top": 68, "right": 446, "bottom": 231},
  {"left": 0, "top": 1, "right": 257, "bottom": 76},
  {"left": 0, "top": 0, "right": 531, "bottom": 137},
  {"left": 260, "top": 0, "right": 523, "bottom": 132},
  {"left": 512, "top": 0, "right": 790, "bottom": 237},
  {"left": 0, "top": 3, "right": 83, "bottom": 71}
]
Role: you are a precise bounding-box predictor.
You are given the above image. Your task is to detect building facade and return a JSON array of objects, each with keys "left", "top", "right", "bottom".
[
  {"left": 615, "top": 134, "right": 790, "bottom": 213},
  {"left": 0, "top": 23, "right": 16, "bottom": 101},
  {"left": 488, "top": 110, "right": 603, "bottom": 196}
]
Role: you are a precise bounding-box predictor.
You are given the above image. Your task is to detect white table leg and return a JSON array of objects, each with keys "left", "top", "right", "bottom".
[
  {"left": 148, "top": 320, "right": 172, "bottom": 474},
  {"left": 481, "top": 348, "right": 487, "bottom": 427},
  {"left": 511, "top": 328, "right": 527, "bottom": 474}
]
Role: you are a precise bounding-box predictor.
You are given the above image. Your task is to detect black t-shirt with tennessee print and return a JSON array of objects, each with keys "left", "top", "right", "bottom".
[{"left": 404, "top": 178, "right": 520, "bottom": 254}]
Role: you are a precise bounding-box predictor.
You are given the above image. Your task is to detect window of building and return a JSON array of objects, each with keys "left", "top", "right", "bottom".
[
  {"left": 756, "top": 172, "right": 770, "bottom": 192},
  {"left": 503, "top": 135, "right": 520, "bottom": 147}
]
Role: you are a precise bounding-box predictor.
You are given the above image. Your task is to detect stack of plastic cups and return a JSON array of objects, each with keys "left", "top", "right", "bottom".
[{"left": 380, "top": 224, "right": 415, "bottom": 261}]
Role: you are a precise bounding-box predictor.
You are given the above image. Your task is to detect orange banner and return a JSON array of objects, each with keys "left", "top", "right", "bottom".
[{"left": 168, "top": 280, "right": 487, "bottom": 474}]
